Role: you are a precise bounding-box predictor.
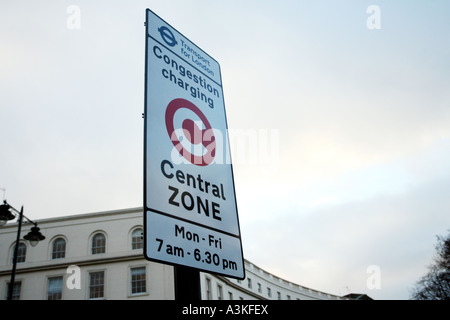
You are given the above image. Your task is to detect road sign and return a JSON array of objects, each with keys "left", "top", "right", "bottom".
[{"left": 143, "top": 9, "right": 245, "bottom": 279}]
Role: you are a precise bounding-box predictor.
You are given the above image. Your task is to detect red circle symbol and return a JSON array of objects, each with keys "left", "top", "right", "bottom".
[{"left": 165, "top": 98, "right": 216, "bottom": 166}]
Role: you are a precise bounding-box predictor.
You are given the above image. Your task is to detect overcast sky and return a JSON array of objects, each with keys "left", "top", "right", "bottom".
[{"left": 1, "top": 1, "right": 450, "bottom": 300}]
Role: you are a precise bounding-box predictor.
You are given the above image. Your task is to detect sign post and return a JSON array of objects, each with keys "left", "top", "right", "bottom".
[
  {"left": 143, "top": 9, "right": 245, "bottom": 299},
  {"left": 174, "top": 266, "right": 201, "bottom": 301}
]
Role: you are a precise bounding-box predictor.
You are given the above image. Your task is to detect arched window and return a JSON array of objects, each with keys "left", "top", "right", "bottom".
[
  {"left": 51, "top": 237, "right": 66, "bottom": 259},
  {"left": 91, "top": 233, "right": 106, "bottom": 254},
  {"left": 131, "top": 228, "right": 143, "bottom": 250},
  {"left": 12, "top": 242, "right": 27, "bottom": 264}
]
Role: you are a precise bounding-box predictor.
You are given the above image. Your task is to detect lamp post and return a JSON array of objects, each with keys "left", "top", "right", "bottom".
[{"left": 0, "top": 200, "right": 45, "bottom": 300}]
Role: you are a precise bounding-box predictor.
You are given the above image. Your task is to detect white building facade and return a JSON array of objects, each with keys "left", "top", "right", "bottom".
[{"left": 0, "top": 208, "right": 347, "bottom": 300}]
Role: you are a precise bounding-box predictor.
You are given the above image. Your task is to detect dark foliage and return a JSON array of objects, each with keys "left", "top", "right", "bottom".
[{"left": 411, "top": 231, "right": 450, "bottom": 300}]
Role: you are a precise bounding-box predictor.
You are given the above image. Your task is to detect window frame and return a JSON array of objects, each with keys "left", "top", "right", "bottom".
[
  {"left": 11, "top": 241, "right": 27, "bottom": 264},
  {"left": 90, "top": 232, "right": 106, "bottom": 255},
  {"left": 6, "top": 281, "right": 22, "bottom": 300},
  {"left": 217, "top": 284, "right": 223, "bottom": 300},
  {"left": 205, "top": 277, "right": 212, "bottom": 300},
  {"left": 131, "top": 227, "right": 143, "bottom": 251},
  {"left": 129, "top": 266, "right": 147, "bottom": 296},
  {"left": 47, "top": 276, "right": 64, "bottom": 300},
  {"left": 51, "top": 237, "right": 67, "bottom": 260},
  {"left": 88, "top": 270, "right": 105, "bottom": 300}
]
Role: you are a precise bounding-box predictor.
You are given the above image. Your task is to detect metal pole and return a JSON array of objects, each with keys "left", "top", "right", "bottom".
[
  {"left": 7, "top": 206, "right": 23, "bottom": 300},
  {"left": 174, "top": 265, "right": 201, "bottom": 301}
]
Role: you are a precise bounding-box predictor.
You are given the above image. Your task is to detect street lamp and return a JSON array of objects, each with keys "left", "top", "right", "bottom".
[
  {"left": 0, "top": 200, "right": 45, "bottom": 300},
  {"left": 0, "top": 203, "right": 15, "bottom": 227},
  {"left": 24, "top": 226, "right": 46, "bottom": 247}
]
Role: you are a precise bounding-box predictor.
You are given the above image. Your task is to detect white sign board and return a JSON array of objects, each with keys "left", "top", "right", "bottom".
[{"left": 144, "top": 9, "right": 245, "bottom": 279}]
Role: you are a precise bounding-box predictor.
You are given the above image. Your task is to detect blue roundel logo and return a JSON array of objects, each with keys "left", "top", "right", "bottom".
[{"left": 158, "top": 26, "right": 177, "bottom": 47}]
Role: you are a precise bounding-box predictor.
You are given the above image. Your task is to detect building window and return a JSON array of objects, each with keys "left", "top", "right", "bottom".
[
  {"left": 91, "top": 233, "right": 106, "bottom": 254},
  {"left": 228, "top": 291, "right": 233, "bottom": 300},
  {"left": 205, "top": 277, "right": 212, "bottom": 300},
  {"left": 217, "top": 284, "right": 223, "bottom": 300},
  {"left": 267, "top": 287, "right": 271, "bottom": 298},
  {"left": 6, "top": 281, "right": 21, "bottom": 300},
  {"left": 247, "top": 277, "right": 252, "bottom": 289},
  {"left": 277, "top": 291, "right": 281, "bottom": 300},
  {"left": 257, "top": 283, "right": 262, "bottom": 293},
  {"left": 47, "top": 276, "right": 63, "bottom": 300},
  {"left": 89, "top": 271, "right": 105, "bottom": 299},
  {"left": 131, "top": 228, "right": 143, "bottom": 250},
  {"left": 131, "top": 267, "right": 146, "bottom": 295},
  {"left": 11, "top": 242, "right": 26, "bottom": 264},
  {"left": 51, "top": 238, "right": 66, "bottom": 259}
]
